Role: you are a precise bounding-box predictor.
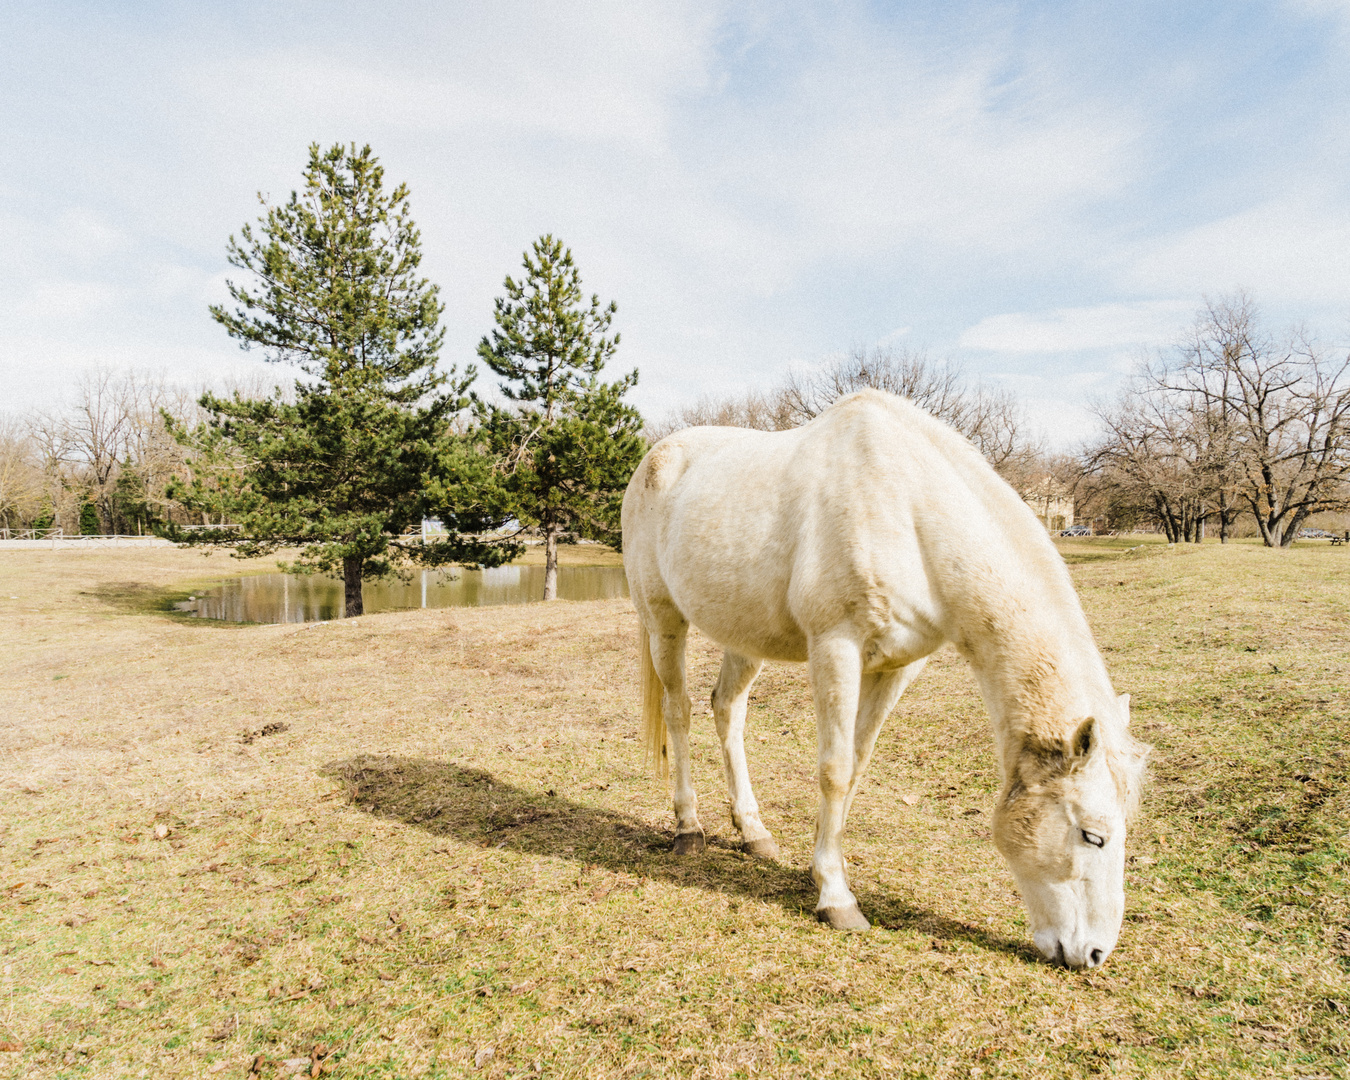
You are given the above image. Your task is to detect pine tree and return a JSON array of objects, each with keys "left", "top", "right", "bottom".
[
  {"left": 477, "top": 235, "right": 646, "bottom": 599},
  {"left": 170, "top": 143, "right": 516, "bottom": 616}
]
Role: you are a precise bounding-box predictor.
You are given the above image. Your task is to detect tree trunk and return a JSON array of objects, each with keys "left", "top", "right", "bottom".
[
  {"left": 543, "top": 525, "right": 559, "bottom": 601},
  {"left": 343, "top": 555, "right": 364, "bottom": 617},
  {"left": 1281, "top": 509, "right": 1309, "bottom": 548}
]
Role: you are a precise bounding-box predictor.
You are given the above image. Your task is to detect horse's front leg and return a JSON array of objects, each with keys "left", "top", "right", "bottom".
[
  {"left": 809, "top": 634, "right": 868, "bottom": 930},
  {"left": 843, "top": 658, "right": 927, "bottom": 823},
  {"left": 649, "top": 620, "right": 703, "bottom": 854},
  {"left": 711, "top": 650, "right": 777, "bottom": 859}
]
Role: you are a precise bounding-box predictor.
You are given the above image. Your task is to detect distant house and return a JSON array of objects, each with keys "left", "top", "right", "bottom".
[{"left": 1021, "top": 477, "right": 1074, "bottom": 533}]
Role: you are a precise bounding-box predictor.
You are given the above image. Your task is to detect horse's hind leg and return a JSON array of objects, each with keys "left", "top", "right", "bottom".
[
  {"left": 711, "top": 650, "right": 777, "bottom": 860},
  {"left": 647, "top": 613, "right": 704, "bottom": 854}
]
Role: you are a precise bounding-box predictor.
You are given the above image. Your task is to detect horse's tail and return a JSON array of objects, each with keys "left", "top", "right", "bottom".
[{"left": 638, "top": 622, "right": 669, "bottom": 780}]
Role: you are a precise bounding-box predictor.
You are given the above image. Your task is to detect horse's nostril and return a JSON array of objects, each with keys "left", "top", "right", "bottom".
[{"left": 1088, "top": 948, "right": 1104, "bottom": 967}]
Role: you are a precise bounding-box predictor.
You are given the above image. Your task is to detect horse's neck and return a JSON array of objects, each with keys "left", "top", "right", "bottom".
[{"left": 956, "top": 579, "right": 1118, "bottom": 772}]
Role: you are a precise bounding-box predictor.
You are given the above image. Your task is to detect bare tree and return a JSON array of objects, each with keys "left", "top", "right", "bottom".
[
  {"left": 1086, "top": 294, "right": 1350, "bottom": 546},
  {"left": 777, "top": 346, "right": 970, "bottom": 427},
  {"left": 646, "top": 386, "right": 795, "bottom": 440},
  {"left": 651, "top": 345, "right": 1038, "bottom": 479},
  {"left": 1087, "top": 383, "right": 1220, "bottom": 542},
  {"left": 25, "top": 408, "right": 78, "bottom": 531},
  {"left": 1169, "top": 294, "right": 1350, "bottom": 547},
  {"left": 57, "top": 367, "right": 142, "bottom": 532},
  {"left": 0, "top": 415, "right": 45, "bottom": 530}
]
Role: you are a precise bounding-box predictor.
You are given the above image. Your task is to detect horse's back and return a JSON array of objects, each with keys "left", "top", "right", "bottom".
[{"left": 623, "top": 390, "right": 1065, "bottom": 663}]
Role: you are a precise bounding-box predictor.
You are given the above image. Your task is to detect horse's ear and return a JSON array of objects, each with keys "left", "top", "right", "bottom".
[
  {"left": 1118, "top": 693, "right": 1131, "bottom": 726},
  {"left": 1070, "top": 717, "right": 1097, "bottom": 760}
]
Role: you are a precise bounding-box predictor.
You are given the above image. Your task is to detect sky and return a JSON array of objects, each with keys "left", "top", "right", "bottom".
[{"left": 3, "top": 0, "right": 1349, "bottom": 445}]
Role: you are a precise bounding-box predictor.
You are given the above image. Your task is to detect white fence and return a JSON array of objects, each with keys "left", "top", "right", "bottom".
[{"left": 0, "top": 529, "right": 172, "bottom": 549}]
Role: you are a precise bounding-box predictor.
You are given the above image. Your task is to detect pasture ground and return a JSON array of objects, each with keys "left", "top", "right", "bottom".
[{"left": 1, "top": 539, "right": 1348, "bottom": 1079}]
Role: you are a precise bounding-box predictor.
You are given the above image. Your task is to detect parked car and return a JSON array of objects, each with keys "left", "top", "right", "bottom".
[{"left": 1060, "top": 525, "right": 1093, "bottom": 537}]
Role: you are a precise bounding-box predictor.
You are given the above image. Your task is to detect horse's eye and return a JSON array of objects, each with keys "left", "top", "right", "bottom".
[{"left": 1081, "top": 830, "right": 1105, "bottom": 848}]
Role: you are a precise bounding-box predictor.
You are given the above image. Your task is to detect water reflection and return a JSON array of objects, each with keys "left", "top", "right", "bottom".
[{"left": 184, "top": 565, "right": 629, "bottom": 624}]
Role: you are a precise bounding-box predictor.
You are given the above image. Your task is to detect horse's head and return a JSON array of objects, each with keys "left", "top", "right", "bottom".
[{"left": 992, "top": 695, "right": 1147, "bottom": 969}]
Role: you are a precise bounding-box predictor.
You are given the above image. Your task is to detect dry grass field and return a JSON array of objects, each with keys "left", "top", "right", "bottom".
[{"left": 1, "top": 539, "right": 1348, "bottom": 1079}]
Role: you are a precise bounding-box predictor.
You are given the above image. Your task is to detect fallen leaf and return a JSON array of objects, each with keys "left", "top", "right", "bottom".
[
  {"left": 84, "top": 959, "right": 114, "bottom": 967},
  {"left": 474, "top": 1046, "right": 495, "bottom": 1068},
  {"left": 901, "top": 794, "right": 920, "bottom": 806},
  {"left": 149, "top": 957, "right": 166, "bottom": 969},
  {"left": 57, "top": 966, "right": 78, "bottom": 975},
  {"left": 589, "top": 882, "right": 614, "bottom": 902},
  {"left": 0, "top": 1042, "right": 21, "bottom": 1052},
  {"left": 153, "top": 824, "right": 169, "bottom": 840}
]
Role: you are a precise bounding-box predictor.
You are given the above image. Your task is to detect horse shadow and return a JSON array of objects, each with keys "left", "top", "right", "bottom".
[{"left": 319, "top": 753, "right": 1037, "bottom": 963}]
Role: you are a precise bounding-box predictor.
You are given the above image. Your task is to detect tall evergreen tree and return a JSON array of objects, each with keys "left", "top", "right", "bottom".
[
  {"left": 477, "top": 235, "right": 646, "bottom": 599},
  {"left": 170, "top": 142, "right": 516, "bottom": 616}
]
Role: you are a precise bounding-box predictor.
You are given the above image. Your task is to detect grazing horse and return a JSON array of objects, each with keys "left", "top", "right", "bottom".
[{"left": 622, "top": 389, "right": 1147, "bottom": 969}]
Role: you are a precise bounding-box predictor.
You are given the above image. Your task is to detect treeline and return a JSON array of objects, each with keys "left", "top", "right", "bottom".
[
  {"left": 4, "top": 142, "right": 1347, "bottom": 561},
  {"left": 648, "top": 344, "right": 1049, "bottom": 491},
  {"left": 6, "top": 292, "right": 1347, "bottom": 551},
  {"left": 650, "top": 294, "right": 1350, "bottom": 547},
  {"left": 0, "top": 369, "right": 282, "bottom": 535}
]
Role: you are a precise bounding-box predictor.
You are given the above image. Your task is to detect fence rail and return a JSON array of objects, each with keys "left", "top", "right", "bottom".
[{"left": 0, "top": 529, "right": 172, "bottom": 549}]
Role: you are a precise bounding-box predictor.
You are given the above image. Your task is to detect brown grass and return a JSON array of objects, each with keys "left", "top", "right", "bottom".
[{"left": 1, "top": 540, "right": 1348, "bottom": 1078}]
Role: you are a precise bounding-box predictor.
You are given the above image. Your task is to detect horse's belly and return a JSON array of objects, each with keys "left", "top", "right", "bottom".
[
  {"left": 681, "top": 596, "right": 810, "bottom": 663},
  {"left": 662, "top": 554, "right": 809, "bottom": 662}
]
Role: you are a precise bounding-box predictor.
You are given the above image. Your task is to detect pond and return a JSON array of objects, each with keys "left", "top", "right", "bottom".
[{"left": 181, "top": 565, "right": 629, "bottom": 624}]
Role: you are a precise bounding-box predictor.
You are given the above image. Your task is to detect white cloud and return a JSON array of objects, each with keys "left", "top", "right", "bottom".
[
  {"left": 958, "top": 301, "right": 1193, "bottom": 353},
  {"left": 4, "top": 0, "right": 1350, "bottom": 435},
  {"left": 1121, "top": 193, "right": 1350, "bottom": 307}
]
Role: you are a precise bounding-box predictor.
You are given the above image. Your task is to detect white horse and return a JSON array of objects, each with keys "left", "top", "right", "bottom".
[{"left": 622, "top": 390, "right": 1147, "bottom": 969}]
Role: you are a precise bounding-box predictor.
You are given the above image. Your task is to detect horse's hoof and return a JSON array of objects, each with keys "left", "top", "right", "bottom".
[
  {"left": 816, "top": 904, "right": 870, "bottom": 931},
  {"left": 742, "top": 837, "right": 780, "bottom": 861},
  {"left": 672, "top": 831, "right": 706, "bottom": 856}
]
